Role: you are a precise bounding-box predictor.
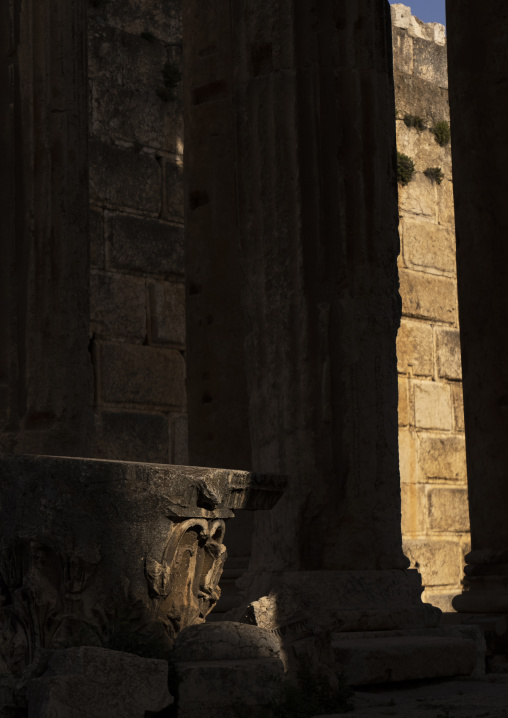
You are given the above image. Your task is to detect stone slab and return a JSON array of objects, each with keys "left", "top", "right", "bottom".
[
  {"left": 26, "top": 647, "right": 172, "bottom": 718},
  {"left": 332, "top": 635, "right": 476, "bottom": 685}
]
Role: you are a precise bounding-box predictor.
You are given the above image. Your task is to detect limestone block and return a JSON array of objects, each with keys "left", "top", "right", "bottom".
[
  {"left": 90, "top": 208, "right": 104, "bottom": 269},
  {"left": 98, "top": 342, "right": 186, "bottom": 408},
  {"left": 92, "top": 410, "right": 170, "bottom": 463},
  {"left": 403, "top": 538, "right": 462, "bottom": 586},
  {"left": 451, "top": 384, "right": 465, "bottom": 431},
  {"left": 173, "top": 622, "right": 283, "bottom": 663},
  {"left": 401, "top": 483, "right": 428, "bottom": 535},
  {"left": 176, "top": 658, "right": 284, "bottom": 718},
  {"left": 418, "top": 434, "right": 467, "bottom": 480},
  {"left": 422, "top": 591, "right": 458, "bottom": 612},
  {"left": 107, "top": 213, "right": 184, "bottom": 276},
  {"left": 89, "top": 141, "right": 161, "bottom": 213},
  {"left": 428, "top": 487, "right": 470, "bottom": 532},
  {"left": 414, "top": 381, "right": 452, "bottom": 430},
  {"left": 26, "top": 647, "right": 172, "bottom": 718},
  {"left": 399, "top": 429, "right": 418, "bottom": 484},
  {"left": 413, "top": 36, "right": 448, "bottom": 89},
  {"left": 390, "top": 4, "right": 412, "bottom": 31},
  {"left": 398, "top": 172, "right": 437, "bottom": 219},
  {"left": 437, "top": 179, "right": 456, "bottom": 228},
  {"left": 149, "top": 281, "right": 186, "bottom": 347},
  {"left": 402, "top": 218, "right": 456, "bottom": 275},
  {"left": 332, "top": 635, "right": 475, "bottom": 685},
  {"left": 399, "top": 269, "right": 457, "bottom": 324},
  {"left": 172, "top": 414, "right": 189, "bottom": 465},
  {"left": 398, "top": 376, "right": 410, "bottom": 426},
  {"left": 396, "top": 319, "right": 433, "bottom": 376},
  {"left": 163, "top": 157, "right": 184, "bottom": 222},
  {"left": 394, "top": 72, "right": 450, "bottom": 127},
  {"left": 436, "top": 328, "right": 463, "bottom": 380},
  {"left": 90, "top": 271, "right": 147, "bottom": 343}
]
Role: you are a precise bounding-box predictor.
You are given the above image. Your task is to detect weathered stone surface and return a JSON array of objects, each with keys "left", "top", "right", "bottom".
[
  {"left": 394, "top": 72, "right": 450, "bottom": 126},
  {"left": 26, "top": 647, "right": 172, "bottom": 718},
  {"left": 332, "top": 634, "right": 475, "bottom": 686},
  {"left": 398, "top": 376, "right": 410, "bottom": 426},
  {"left": 98, "top": 342, "right": 186, "bottom": 408},
  {"left": 0, "top": 454, "right": 286, "bottom": 675},
  {"left": 436, "top": 328, "right": 462, "bottom": 380},
  {"left": 107, "top": 214, "right": 184, "bottom": 276},
  {"left": 399, "top": 270, "right": 457, "bottom": 323},
  {"left": 90, "top": 271, "right": 147, "bottom": 343},
  {"left": 428, "top": 488, "right": 470, "bottom": 533},
  {"left": 403, "top": 539, "right": 462, "bottom": 586},
  {"left": 402, "top": 218, "right": 455, "bottom": 274},
  {"left": 413, "top": 36, "right": 448, "bottom": 89},
  {"left": 418, "top": 435, "right": 467, "bottom": 481},
  {"left": 398, "top": 172, "right": 437, "bottom": 219},
  {"left": 92, "top": 410, "right": 170, "bottom": 463},
  {"left": 401, "top": 484, "right": 428, "bottom": 534},
  {"left": 437, "top": 178, "right": 456, "bottom": 227},
  {"left": 90, "top": 208, "right": 105, "bottom": 269},
  {"left": 447, "top": 0, "right": 508, "bottom": 612},
  {"left": 149, "top": 281, "right": 186, "bottom": 347},
  {"left": 397, "top": 320, "right": 434, "bottom": 376},
  {"left": 395, "top": 125, "right": 452, "bottom": 177},
  {"left": 451, "top": 384, "right": 465, "bottom": 431},
  {"left": 399, "top": 429, "right": 418, "bottom": 484},
  {"left": 413, "top": 381, "right": 452, "bottom": 431},
  {"left": 163, "top": 157, "right": 184, "bottom": 222},
  {"left": 103, "top": 0, "right": 182, "bottom": 42},
  {"left": 230, "top": 571, "right": 440, "bottom": 637},
  {"left": 174, "top": 622, "right": 283, "bottom": 663},
  {"left": 89, "top": 141, "right": 161, "bottom": 213},
  {"left": 171, "top": 414, "right": 189, "bottom": 465}
]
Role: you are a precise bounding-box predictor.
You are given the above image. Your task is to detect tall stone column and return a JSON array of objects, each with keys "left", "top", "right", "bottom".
[
  {"left": 0, "top": 0, "right": 92, "bottom": 457},
  {"left": 447, "top": 1, "right": 508, "bottom": 613},
  {"left": 185, "top": 0, "right": 408, "bottom": 575}
]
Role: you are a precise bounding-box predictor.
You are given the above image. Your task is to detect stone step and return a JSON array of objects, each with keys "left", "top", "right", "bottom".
[{"left": 332, "top": 634, "right": 478, "bottom": 685}]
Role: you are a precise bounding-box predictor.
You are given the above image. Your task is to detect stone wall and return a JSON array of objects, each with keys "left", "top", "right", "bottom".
[
  {"left": 87, "top": 0, "right": 187, "bottom": 464},
  {"left": 391, "top": 4, "right": 470, "bottom": 611}
]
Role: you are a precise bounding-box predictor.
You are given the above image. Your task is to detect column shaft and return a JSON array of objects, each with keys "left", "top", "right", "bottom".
[{"left": 447, "top": 0, "right": 508, "bottom": 612}]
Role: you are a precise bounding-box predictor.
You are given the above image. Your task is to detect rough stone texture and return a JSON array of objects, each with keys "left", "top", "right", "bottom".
[
  {"left": 392, "top": 5, "right": 469, "bottom": 611},
  {"left": 446, "top": 0, "right": 508, "bottom": 614},
  {"left": 26, "top": 647, "right": 172, "bottom": 717},
  {"left": 87, "top": 0, "right": 186, "bottom": 464},
  {"left": 174, "top": 621, "right": 283, "bottom": 663},
  {"left": 403, "top": 539, "right": 463, "bottom": 587},
  {"left": 332, "top": 634, "right": 476, "bottom": 686},
  {"left": 0, "top": 0, "right": 93, "bottom": 457},
  {"left": 0, "top": 454, "right": 285, "bottom": 676},
  {"left": 98, "top": 342, "right": 186, "bottom": 408}
]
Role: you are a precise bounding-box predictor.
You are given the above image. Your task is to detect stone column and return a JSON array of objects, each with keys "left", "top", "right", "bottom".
[
  {"left": 447, "top": 1, "right": 508, "bottom": 613},
  {"left": 186, "top": 0, "right": 408, "bottom": 573},
  {"left": 0, "top": 0, "right": 92, "bottom": 457}
]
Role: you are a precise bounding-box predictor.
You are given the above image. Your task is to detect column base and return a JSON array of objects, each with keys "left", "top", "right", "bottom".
[{"left": 453, "top": 550, "right": 508, "bottom": 613}]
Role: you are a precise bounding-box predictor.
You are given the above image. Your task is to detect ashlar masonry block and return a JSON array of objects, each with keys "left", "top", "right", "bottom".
[
  {"left": 402, "top": 217, "right": 455, "bottom": 274},
  {"left": 99, "top": 342, "right": 186, "bottom": 408},
  {"left": 436, "top": 328, "right": 463, "bottom": 380},
  {"left": 414, "top": 381, "right": 452, "bottom": 431},
  {"left": 401, "top": 483, "right": 428, "bottom": 535},
  {"left": 451, "top": 384, "right": 465, "bottom": 431},
  {"left": 403, "top": 538, "right": 462, "bottom": 586},
  {"left": 149, "top": 281, "right": 186, "bottom": 347},
  {"left": 90, "top": 271, "right": 147, "bottom": 344},
  {"left": 399, "top": 429, "right": 418, "bottom": 484},
  {"left": 398, "top": 172, "right": 437, "bottom": 219},
  {"left": 399, "top": 269, "right": 457, "bottom": 324},
  {"left": 397, "top": 319, "right": 433, "bottom": 376},
  {"left": 398, "top": 376, "right": 410, "bottom": 426},
  {"left": 418, "top": 434, "right": 467, "bottom": 481},
  {"left": 428, "top": 487, "right": 470, "bottom": 533}
]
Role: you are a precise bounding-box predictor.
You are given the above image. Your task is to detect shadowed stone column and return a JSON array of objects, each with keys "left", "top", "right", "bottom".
[
  {"left": 0, "top": 0, "right": 92, "bottom": 457},
  {"left": 447, "top": 1, "right": 508, "bottom": 613}
]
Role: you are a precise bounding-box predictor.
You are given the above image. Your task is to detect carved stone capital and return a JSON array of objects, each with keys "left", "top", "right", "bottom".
[{"left": 0, "top": 455, "right": 285, "bottom": 675}]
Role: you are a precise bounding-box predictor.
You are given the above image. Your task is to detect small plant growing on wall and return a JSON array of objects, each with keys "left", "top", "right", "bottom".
[
  {"left": 397, "top": 152, "right": 415, "bottom": 186},
  {"left": 157, "top": 61, "right": 182, "bottom": 102},
  {"left": 403, "top": 114, "right": 425, "bottom": 132},
  {"left": 431, "top": 120, "right": 451, "bottom": 147},
  {"left": 424, "top": 167, "right": 444, "bottom": 185}
]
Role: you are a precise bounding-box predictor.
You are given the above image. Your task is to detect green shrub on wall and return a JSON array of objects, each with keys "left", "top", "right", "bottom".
[
  {"left": 397, "top": 152, "right": 416, "bottom": 186},
  {"left": 431, "top": 120, "right": 451, "bottom": 147},
  {"left": 424, "top": 167, "right": 445, "bottom": 185},
  {"left": 403, "top": 114, "right": 425, "bottom": 132}
]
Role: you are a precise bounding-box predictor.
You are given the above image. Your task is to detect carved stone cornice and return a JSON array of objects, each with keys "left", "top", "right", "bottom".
[{"left": 0, "top": 455, "right": 286, "bottom": 676}]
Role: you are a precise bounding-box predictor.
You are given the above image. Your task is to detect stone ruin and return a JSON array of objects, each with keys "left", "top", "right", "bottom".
[{"left": 1, "top": 0, "right": 508, "bottom": 716}]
